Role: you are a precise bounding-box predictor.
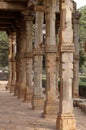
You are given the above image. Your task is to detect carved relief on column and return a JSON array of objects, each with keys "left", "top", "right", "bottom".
[
  {"left": 32, "top": 5, "right": 45, "bottom": 109},
  {"left": 56, "top": 0, "right": 76, "bottom": 130},
  {"left": 72, "top": 3, "right": 81, "bottom": 98},
  {"left": 43, "top": 0, "right": 58, "bottom": 117},
  {"left": 24, "top": 15, "right": 34, "bottom": 102}
]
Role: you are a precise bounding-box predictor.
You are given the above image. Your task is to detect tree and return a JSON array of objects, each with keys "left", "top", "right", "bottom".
[
  {"left": 0, "top": 32, "right": 8, "bottom": 67},
  {"left": 79, "top": 6, "right": 86, "bottom": 68}
]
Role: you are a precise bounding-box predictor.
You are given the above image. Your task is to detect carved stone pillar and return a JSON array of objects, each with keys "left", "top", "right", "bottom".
[
  {"left": 43, "top": 0, "right": 58, "bottom": 117},
  {"left": 24, "top": 16, "right": 33, "bottom": 102},
  {"left": 10, "top": 32, "right": 16, "bottom": 93},
  {"left": 56, "top": 1, "right": 76, "bottom": 130},
  {"left": 18, "top": 23, "right": 27, "bottom": 99},
  {"left": 73, "top": 3, "right": 81, "bottom": 98},
  {"left": 14, "top": 28, "right": 21, "bottom": 96},
  {"left": 32, "top": 7, "right": 44, "bottom": 109},
  {"left": 7, "top": 33, "right": 13, "bottom": 91}
]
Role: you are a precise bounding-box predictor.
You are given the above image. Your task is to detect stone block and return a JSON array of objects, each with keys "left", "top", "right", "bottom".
[{"left": 56, "top": 114, "right": 76, "bottom": 130}]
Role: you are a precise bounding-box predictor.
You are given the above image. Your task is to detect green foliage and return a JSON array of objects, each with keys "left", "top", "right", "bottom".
[
  {"left": 79, "top": 6, "right": 86, "bottom": 68},
  {"left": 0, "top": 32, "right": 8, "bottom": 67},
  {"left": 79, "top": 76, "right": 86, "bottom": 86}
]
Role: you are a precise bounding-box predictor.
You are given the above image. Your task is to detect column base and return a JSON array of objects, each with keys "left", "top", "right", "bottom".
[
  {"left": 24, "top": 87, "right": 33, "bottom": 102},
  {"left": 43, "top": 101, "right": 58, "bottom": 118},
  {"left": 31, "top": 95, "right": 44, "bottom": 110},
  {"left": 10, "top": 84, "right": 15, "bottom": 93},
  {"left": 24, "top": 93, "right": 33, "bottom": 102},
  {"left": 14, "top": 82, "right": 19, "bottom": 96},
  {"left": 18, "top": 89, "right": 26, "bottom": 100},
  {"left": 56, "top": 114, "right": 76, "bottom": 130}
]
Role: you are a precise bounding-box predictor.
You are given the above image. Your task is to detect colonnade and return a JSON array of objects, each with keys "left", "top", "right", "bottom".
[{"left": 6, "top": 0, "right": 80, "bottom": 130}]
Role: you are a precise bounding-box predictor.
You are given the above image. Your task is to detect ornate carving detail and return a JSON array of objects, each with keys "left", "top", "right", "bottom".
[
  {"left": 34, "top": 48, "right": 45, "bottom": 56},
  {"left": 46, "top": 45, "right": 57, "bottom": 53},
  {"left": 61, "top": 44, "right": 74, "bottom": 52}
]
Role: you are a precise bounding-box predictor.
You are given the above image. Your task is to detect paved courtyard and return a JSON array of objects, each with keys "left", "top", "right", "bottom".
[{"left": 0, "top": 81, "right": 85, "bottom": 130}]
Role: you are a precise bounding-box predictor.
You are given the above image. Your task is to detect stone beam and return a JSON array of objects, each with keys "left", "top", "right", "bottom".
[
  {"left": 0, "top": 2, "right": 26, "bottom": 10},
  {"left": 5, "top": 0, "right": 28, "bottom": 2}
]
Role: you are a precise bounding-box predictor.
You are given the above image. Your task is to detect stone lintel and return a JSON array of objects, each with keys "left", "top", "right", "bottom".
[
  {"left": 34, "top": 5, "right": 45, "bottom": 12},
  {"left": 61, "top": 44, "right": 74, "bottom": 52},
  {"left": 46, "top": 45, "right": 57, "bottom": 53},
  {"left": 24, "top": 52, "right": 33, "bottom": 58},
  {"left": 0, "top": 2, "right": 25, "bottom": 11},
  {"left": 34, "top": 48, "right": 45, "bottom": 56}
]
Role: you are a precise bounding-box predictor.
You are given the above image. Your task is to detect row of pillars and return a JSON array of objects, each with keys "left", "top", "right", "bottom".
[{"left": 6, "top": 0, "right": 80, "bottom": 130}]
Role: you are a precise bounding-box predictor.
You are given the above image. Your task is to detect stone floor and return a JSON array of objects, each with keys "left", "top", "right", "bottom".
[{"left": 0, "top": 81, "right": 86, "bottom": 130}]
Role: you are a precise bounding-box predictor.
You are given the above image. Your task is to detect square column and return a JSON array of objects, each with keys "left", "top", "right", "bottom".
[
  {"left": 72, "top": 3, "right": 81, "bottom": 98},
  {"left": 24, "top": 15, "right": 33, "bottom": 102},
  {"left": 32, "top": 8, "right": 44, "bottom": 110},
  {"left": 18, "top": 22, "right": 27, "bottom": 99},
  {"left": 56, "top": 0, "right": 76, "bottom": 130},
  {"left": 10, "top": 32, "right": 16, "bottom": 93},
  {"left": 43, "top": 0, "right": 58, "bottom": 117},
  {"left": 14, "top": 28, "right": 21, "bottom": 96},
  {"left": 7, "top": 33, "right": 13, "bottom": 91}
]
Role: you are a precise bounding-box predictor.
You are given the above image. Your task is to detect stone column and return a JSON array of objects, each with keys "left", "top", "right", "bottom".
[
  {"left": 43, "top": 0, "right": 58, "bottom": 117},
  {"left": 24, "top": 15, "right": 33, "bottom": 102},
  {"left": 32, "top": 6, "right": 44, "bottom": 109},
  {"left": 18, "top": 22, "right": 27, "bottom": 99},
  {"left": 73, "top": 3, "right": 81, "bottom": 98},
  {"left": 56, "top": 0, "right": 76, "bottom": 130},
  {"left": 7, "top": 33, "right": 13, "bottom": 91},
  {"left": 14, "top": 28, "right": 21, "bottom": 96},
  {"left": 10, "top": 32, "right": 16, "bottom": 93}
]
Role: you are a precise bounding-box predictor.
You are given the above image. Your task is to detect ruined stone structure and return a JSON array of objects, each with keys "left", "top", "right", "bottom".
[{"left": 0, "top": 0, "right": 80, "bottom": 130}]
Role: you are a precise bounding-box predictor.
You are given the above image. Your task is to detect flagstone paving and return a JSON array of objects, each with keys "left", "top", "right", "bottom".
[{"left": 0, "top": 81, "right": 85, "bottom": 130}]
